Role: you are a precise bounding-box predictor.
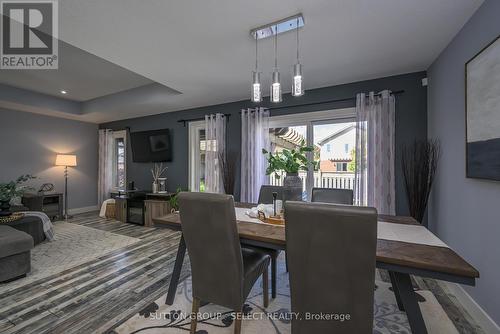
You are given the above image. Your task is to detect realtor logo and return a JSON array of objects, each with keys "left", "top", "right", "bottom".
[{"left": 1, "top": 0, "right": 58, "bottom": 69}]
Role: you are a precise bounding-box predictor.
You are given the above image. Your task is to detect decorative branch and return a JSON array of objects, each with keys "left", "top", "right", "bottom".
[
  {"left": 151, "top": 163, "right": 168, "bottom": 183},
  {"left": 401, "top": 139, "right": 440, "bottom": 224},
  {"left": 218, "top": 151, "right": 237, "bottom": 195}
]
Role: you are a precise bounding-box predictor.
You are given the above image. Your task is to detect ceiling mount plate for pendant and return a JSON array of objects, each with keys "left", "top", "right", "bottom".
[{"left": 250, "top": 14, "right": 304, "bottom": 40}]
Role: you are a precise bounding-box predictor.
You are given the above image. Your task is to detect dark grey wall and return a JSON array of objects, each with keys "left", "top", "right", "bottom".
[
  {"left": 427, "top": 0, "right": 500, "bottom": 325},
  {"left": 0, "top": 108, "right": 98, "bottom": 209},
  {"left": 101, "top": 71, "right": 427, "bottom": 215}
]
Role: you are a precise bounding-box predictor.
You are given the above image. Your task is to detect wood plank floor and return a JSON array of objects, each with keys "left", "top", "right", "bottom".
[
  {"left": 1, "top": 212, "right": 485, "bottom": 334},
  {"left": 0, "top": 212, "right": 191, "bottom": 334}
]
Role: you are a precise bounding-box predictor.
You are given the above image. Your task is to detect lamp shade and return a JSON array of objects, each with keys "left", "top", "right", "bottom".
[{"left": 55, "top": 154, "right": 77, "bottom": 167}]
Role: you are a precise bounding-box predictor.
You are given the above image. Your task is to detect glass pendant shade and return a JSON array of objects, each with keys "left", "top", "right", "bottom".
[
  {"left": 292, "top": 62, "right": 304, "bottom": 96},
  {"left": 251, "top": 71, "right": 262, "bottom": 102},
  {"left": 270, "top": 70, "right": 282, "bottom": 103}
]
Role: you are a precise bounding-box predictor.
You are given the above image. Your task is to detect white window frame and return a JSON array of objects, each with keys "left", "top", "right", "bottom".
[
  {"left": 268, "top": 108, "right": 356, "bottom": 197},
  {"left": 188, "top": 120, "right": 205, "bottom": 192},
  {"left": 112, "top": 130, "right": 127, "bottom": 191}
]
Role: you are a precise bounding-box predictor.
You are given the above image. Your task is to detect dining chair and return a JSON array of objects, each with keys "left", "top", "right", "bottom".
[
  {"left": 284, "top": 201, "right": 377, "bottom": 333},
  {"left": 178, "top": 192, "right": 271, "bottom": 334},
  {"left": 257, "top": 185, "right": 284, "bottom": 204},
  {"left": 310, "top": 187, "right": 354, "bottom": 205},
  {"left": 255, "top": 185, "right": 284, "bottom": 297}
]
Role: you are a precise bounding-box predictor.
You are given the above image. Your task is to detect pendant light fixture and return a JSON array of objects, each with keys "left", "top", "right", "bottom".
[
  {"left": 270, "top": 24, "right": 282, "bottom": 103},
  {"left": 292, "top": 17, "right": 304, "bottom": 96},
  {"left": 250, "top": 14, "right": 304, "bottom": 103},
  {"left": 251, "top": 33, "right": 262, "bottom": 102}
]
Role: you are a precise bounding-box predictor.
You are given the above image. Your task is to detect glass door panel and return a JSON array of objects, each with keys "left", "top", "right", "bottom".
[{"left": 312, "top": 121, "right": 356, "bottom": 192}]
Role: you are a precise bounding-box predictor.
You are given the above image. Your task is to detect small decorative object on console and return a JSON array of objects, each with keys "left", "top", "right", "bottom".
[
  {"left": 38, "top": 183, "right": 54, "bottom": 194},
  {"left": 157, "top": 178, "right": 167, "bottom": 193},
  {"left": 151, "top": 163, "right": 168, "bottom": 194}
]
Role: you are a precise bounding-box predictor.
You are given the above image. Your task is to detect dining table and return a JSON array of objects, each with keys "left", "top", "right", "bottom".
[{"left": 153, "top": 202, "right": 479, "bottom": 334}]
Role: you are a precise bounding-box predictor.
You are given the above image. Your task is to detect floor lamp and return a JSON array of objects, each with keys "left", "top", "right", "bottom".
[{"left": 55, "top": 154, "right": 77, "bottom": 220}]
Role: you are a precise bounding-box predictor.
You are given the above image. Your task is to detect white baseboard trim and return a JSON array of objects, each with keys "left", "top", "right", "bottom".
[
  {"left": 443, "top": 282, "right": 500, "bottom": 333},
  {"left": 68, "top": 205, "right": 99, "bottom": 215}
]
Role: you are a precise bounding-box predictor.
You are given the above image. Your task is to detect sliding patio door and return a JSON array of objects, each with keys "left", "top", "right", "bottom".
[{"left": 268, "top": 109, "right": 356, "bottom": 200}]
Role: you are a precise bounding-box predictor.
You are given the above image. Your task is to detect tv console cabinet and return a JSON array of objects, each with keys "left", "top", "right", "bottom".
[{"left": 112, "top": 192, "right": 173, "bottom": 227}]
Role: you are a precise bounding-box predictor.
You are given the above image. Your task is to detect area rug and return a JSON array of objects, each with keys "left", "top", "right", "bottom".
[
  {"left": 114, "top": 256, "right": 458, "bottom": 334},
  {"left": 0, "top": 222, "right": 140, "bottom": 292}
]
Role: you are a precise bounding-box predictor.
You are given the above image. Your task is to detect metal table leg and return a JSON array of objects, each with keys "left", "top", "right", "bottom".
[
  {"left": 389, "top": 271, "right": 428, "bottom": 334},
  {"left": 271, "top": 255, "right": 277, "bottom": 299},
  {"left": 389, "top": 271, "right": 405, "bottom": 311},
  {"left": 165, "top": 234, "right": 186, "bottom": 305}
]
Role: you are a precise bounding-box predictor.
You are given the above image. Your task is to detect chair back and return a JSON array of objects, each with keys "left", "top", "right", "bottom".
[
  {"left": 178, "top": 192, "right": 244, "bottom": 310},
  {"left": 258, "top": 185, "right": 284, "bottom": 204},
  {"left": 285, "top": 201, "right": 377, "bottom": 333},
  {"left": 311, "top": 187, "right": 353, "bottom": 205}
]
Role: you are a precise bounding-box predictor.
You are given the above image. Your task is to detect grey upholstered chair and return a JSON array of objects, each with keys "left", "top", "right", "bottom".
[
  {"left": 311, "top": 187, "right": 354, "bottom": 205},
  {"left": 284, "top": 201, "right": 377, "bottom": 333},
  {"left": 255, "top": 185, "right": 285, "bottom": 297},
  {"left": 258, "top": 185, "right": 284, "bottom": 204},
  {"left": 178, "top": 192, "right": 271, "bottom": 334}
]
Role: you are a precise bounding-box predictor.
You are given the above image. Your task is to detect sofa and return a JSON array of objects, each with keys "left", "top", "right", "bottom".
[
  {"left": 5, "top": 216, "right": 46, "bottom": 245},
  {"left": 0, "top": 225, "right": 34, "bottom": 282}
]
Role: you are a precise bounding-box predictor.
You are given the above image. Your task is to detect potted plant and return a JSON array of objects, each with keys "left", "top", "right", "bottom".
[
  {"left": 262, "top": 140, "right": 316, "bottom": 200},
  {"left": 169, "top": 187, "right": 183, "bottom": 213},
  {"left": 0, "top": 174, "right": 36, "bottom": 216}
]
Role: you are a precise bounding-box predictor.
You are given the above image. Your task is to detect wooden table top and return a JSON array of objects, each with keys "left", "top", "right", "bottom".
[{"left": 154, "top": 205, "right": 479, "bottom": 280}]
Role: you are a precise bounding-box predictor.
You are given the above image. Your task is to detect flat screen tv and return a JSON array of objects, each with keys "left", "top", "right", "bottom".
[{"left": 130, "top": 129, "right": 172, "bottom": 162}]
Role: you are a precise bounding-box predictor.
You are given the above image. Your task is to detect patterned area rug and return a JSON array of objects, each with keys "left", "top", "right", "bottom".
[
  {"left": 115, "top": 255, "right": 458, "bottom": 334},
  {"left": 0, "top": 221, "right": 141, "bottom": 292}
]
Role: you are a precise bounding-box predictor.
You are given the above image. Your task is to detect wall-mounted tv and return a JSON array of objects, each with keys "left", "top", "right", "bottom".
[{"left": 130, "top": 129, "right": 172, "bottom": 162}]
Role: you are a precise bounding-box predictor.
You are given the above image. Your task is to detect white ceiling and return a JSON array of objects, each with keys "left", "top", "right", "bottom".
[
  {"left": 8, "top": 0, "right": 485, "bottom": 123},
  {"left": 0, "top": 41, "right": 155, "bottom": 101}
]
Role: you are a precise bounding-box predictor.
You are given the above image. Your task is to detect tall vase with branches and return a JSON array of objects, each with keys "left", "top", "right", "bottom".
[
  {"left": 401, "top": 139, "right": 440, "bottom": 224},
  {"left": 218, "top": 151, "right": 237, "bottom": 195},
  {"left": 151, "top": 163, "right": 167, "bottom": 193}
]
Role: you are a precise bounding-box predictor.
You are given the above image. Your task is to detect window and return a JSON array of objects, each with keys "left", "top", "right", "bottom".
[
  {"left": 268, "top": 108, "right": 356, "bottom": 199},
  {"left": 336, "top": 162, "right": 348, "bottom": 172},
  {"left": 188, "top": 121, "right": 207, "bottom": 192},
  {"left": 187, "top": 109, "right": 357, "bottom": 196},
  {"left": 112, "top": 130, "right": 127, "bottom": 190}
]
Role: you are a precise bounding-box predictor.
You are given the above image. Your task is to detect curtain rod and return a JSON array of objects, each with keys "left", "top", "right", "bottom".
[
  {"left": 246, "top": 90, "right": 405, "bottom": 112},
  {"left": 177, "top": 90, "right": 404, "bottom": 126},
  {"left": 177, "top": 113, "right": 231, "bottom": 127}
]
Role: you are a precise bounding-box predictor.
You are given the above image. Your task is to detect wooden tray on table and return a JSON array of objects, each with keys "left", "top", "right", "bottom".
[{"left": 258, "top": 212, "right": 285, "bottom": 226}]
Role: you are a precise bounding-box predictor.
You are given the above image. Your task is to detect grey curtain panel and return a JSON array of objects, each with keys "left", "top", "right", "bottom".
[
  {"left": 240, "top": 107, "right": 270, "bottom": 203},
  {"left": 204, "top": 113, "right": 226, "bottom": 193},
  {"left": 354, "top": 90, "right": 396, "bottom": 215}
]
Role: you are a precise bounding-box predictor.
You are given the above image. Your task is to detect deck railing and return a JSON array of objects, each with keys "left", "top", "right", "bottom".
[{"left": 269, "top": 172, "right": 355, "bottom": 190}]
